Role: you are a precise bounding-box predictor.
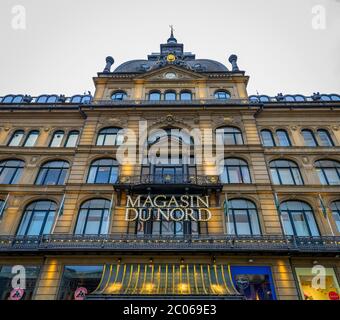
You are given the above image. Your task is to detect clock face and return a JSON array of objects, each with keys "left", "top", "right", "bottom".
[
  {"left": 164, "top": 72, "right": 177, "bottom": 80},
  {"left": 166, "top": 54, "right": 176, "bottom": 63}
]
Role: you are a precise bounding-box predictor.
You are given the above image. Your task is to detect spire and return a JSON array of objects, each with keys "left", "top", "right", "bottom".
[{"left": 167, "top": 25, "right": 177, "bottom": 44}]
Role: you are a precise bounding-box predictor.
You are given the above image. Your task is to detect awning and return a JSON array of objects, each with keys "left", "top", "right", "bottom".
[{"left": 89, "top": 264, "right": 242, "bottom": 299}]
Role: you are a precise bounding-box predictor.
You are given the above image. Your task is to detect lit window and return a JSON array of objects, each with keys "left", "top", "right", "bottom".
[
  {"left": 279, "top": 201, "right": 319, "bottom": 237},
  {"left": 17, "top": 200, "right": 57, "bottom": 236}
]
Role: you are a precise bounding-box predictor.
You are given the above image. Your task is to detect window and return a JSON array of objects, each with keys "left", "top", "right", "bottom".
[
  {"left": 216, "top": 127, "right": 244, "bottom": 145},
  {"left": 261, "top": 130, "right": 275, "bottom": 147},
  {"left": 220, "top": 159, "right": 251, "bottom": 184},
  {"left": 148, "top": 128, "right": 193, "bottom": 146},
  {"left": 315, "top": 160, "right": 340, "bottom": 185},
  {"left": 0, "top": 266, "right": 41, "bottom": 300},
  {"left": 149, "top": 91, "right": 161, "bottom": 101},
  {"left": 74, "top": 199, "right": 111, "bottom": 235},
  {"left": 225, "top": 199, "right": 261, "bottom": 236},
  {"left": 164, "top": 91, "right": 176, "bottom": 101},
  {"left": 180, "top": 91, "right": 192, "bottom": 101},
  {"left": 276, "top": 130, "right": 291, "bottom": 147},
  {"left": 23, "top": 131, "right": 39, "bottom": 147},
  {"left": 96, "top": 127, "right": 124, "bottom": 146},
  {"left": 111, "top": 91, "right": 127, "bottom": 101},
  {"left": 330, "top": 201, "right": 340, "bottom": 232},
  {"left": 215, "top": 90, "right": 231, "bottom": 100},
  {"left": 87, "top": 159, "right": 119, "bottom": 184},
  {"left": 35, "top": 161, "right": 69, "bottom": 185},
  {"left": 8, "top": 130, "right": 25, "bottom": 147},
  {"left": 2, "top": 95, "right": 24, "bottom": 104},
  {"left": 0, "top": 159, "right": 24, "bottom": 184},
  {"left": 270, "top": 160, "right": 303, "bottom": 185},
  {"left": 57, "top": 265, "right": 103, "bottom": 300},
  {"left": 65, "top": 131, "right": 79, "bottom": 148},
  {"left": 302, "top": 130, "right": 318, "bottom": 147},
  {"left": 317, "top": 129, "right": 334, "bottom": 147},
  {"left": 50, "top": 131, "right": 65, "bottom": 147},
  {"left": 17, "top": 200, "right": 57, "bottom": 236},
  {"left": 0, "top": 199, "right": 5, "bottom": 214},
  {"left": 279, "top": 201, "right": 319, "bottom": 237}
]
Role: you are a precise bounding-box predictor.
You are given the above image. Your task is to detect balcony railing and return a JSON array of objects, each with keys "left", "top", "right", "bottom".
[
  {"left": 0, "top": 234, "right": 339, "bottom": 254},
  {"left": 118, "top": 174, "right": 221, "bottom": 186}
]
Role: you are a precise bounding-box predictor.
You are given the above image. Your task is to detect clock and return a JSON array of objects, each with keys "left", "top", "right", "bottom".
[
  {"left": 164, "top": 72, "right": 177, "bottom": 80},
  {"left": 166, "top": 54, "right": 176, "bottom": 63}
]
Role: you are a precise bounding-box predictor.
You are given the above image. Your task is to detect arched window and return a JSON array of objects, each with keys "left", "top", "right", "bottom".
[
  {"left": 111, "top": 91, "right": 127, "bottom": 101},
  {"left": 148, "top": 127, "right": 193, "bottom": 146},
  {"left": 270, "top": 160, "right": 303, "bottom": 185},
  {"left": 8, "top": 130, "right": 25, "bottom": 147},
  {"left": 214, "top": 90, "right": 231, "bottom": 100},
  {"left": 180, "top": 91, "right": 192, "bottom": 101},
  {"left": 17, "top": 200, "right": 57, "bottom": 236},
  {"left": 2, "top": 95, "right": 24, "bottom": 104},
  {"left": 315, "top": 160, "right": 340, "bottom": 185},
  {"left": 35, "top": 161, "right": 69, "bottom": 185},
  {"left": 330, "top": 201, "right": 340, "bottom": 232},
  {"left": 279, "top": 201, "right": 319, "bottom": 237},
  {"left": 149, "top": 91, "right": 161, "bottom": 101},
  {"left": 64, "top": 131, "right": 79, "bottom": 148},
  {"left": 87, "top": 159, "right": 119, "bottom": 184},
  {"left": 221, "top": 159, "right": 251, "bottom": 184},
  {"left": 302, "top": 130, "right": 318, "bottom": 147},
  {"left": 0, "top": 159, "right": 24, "bottom": 184},
  {"left": 96, "top": 127, "right": 124, "bottom": 146},
  {"left": 276, "top": 130, "right": 291, "bottom": 147},
  {"left": 164, "top": 91, "right": 176, "bottom": 101},
  {"left": 216, "top": 127, "right": 244, "bottom": 145},
  {"left": 74, "top": 199, "right": 111, "bottom": 235},
  {"left": 261, "top": 130, "right": 275, "bottom": 147},
  {"left": 226, "top": 199, "right": 261, "bottom": 236},
  {"left": 23, "top": 130, "right": 39, "bottom": 147},
  {"left": 50, "top": 131, "right": 65, "bottom": 147},
  {"left": 317, "top": 129, "right": 334, "bottom": 147}
]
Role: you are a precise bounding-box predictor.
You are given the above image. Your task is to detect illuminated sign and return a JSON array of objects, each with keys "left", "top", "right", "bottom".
[{"left": 125, "top": 195, "right": 212, "bottom": 222}]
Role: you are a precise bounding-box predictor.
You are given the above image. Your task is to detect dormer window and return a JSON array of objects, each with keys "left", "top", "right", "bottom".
[
  {"left": 214, "top": 90, "right": 231, "bottom": 100},
  {"left": 111, "top": 91, "right": 127, "bottom": 101}
]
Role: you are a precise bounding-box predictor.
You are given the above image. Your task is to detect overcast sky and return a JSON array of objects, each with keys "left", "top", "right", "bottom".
[{"left": 0, "top": 0, "right": 339, "bottom": 97}]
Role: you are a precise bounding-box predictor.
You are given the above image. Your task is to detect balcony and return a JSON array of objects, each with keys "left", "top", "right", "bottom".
[
  {"left": 0, "top": 234, "right": 339, "bottom": 255},
  {"left": 116, "top": 174, "right": 222, "bottom": 193}
]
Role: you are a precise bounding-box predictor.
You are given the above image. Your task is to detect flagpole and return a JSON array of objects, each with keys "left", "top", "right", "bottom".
[
  {"left": 319, "top": 194, "right": 335, "bottom": 236},
  {"left": 51, "top": 194, "right": 66, "bottom": 234},
  {"left": 0, "top": 193, "right": 10, "bottom": 221}
]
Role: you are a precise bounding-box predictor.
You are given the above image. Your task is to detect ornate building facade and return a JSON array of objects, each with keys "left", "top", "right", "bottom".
[{"left": 0, "top": 32, "right": 339, "bottom": 300}]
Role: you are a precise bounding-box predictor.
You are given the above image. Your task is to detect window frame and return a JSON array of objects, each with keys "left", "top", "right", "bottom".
[
  {"left": 0, "top": 159, "right": 25, "bottom": 184},
  {"left": 214, "top": 90, "right": 231, "bottom": 100},
  {"left": 221, "top": 158, "right": 251, "bottom": 184},
  {"left": 23, "top": 130, "right": 39, "bottom": 147},
  {"left": 35, "top": 160, "right": 70, "bottom": 186},
  {"left": 269, "top": 160, "right": 304, "bottom": 185},
  {"left": 96, "top": 127, "right": 124, "bottom": 146},
  {"left": 7, "top": 130, "right": 25, "bottom": 147},
  {"left": 216, "top": 126, "right": 244, "bottom": 145},
  {"left": 87, "top": 158, "right": 119, "bottom": 184},
  {"left": 64, "top": 130, "right": 80, "bottom": 148},
  {"left": 315, "top": 160, "right": 340, "bottom": 185},
  {"left": 261, "top": 130, "right": 276, "bottom": 147},
  {"left": 111, "top": 91, "right": 127, "bottom": 101},
  {"left": 301, "top": 129, "right": 318, "bottom": 147}
]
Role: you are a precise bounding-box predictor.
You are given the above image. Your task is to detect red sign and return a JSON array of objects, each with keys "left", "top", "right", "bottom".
[
  {"left": 9, "top": 288, "right": 25, "bottom": 300},
  {"left": 329, "top": 291, "right": 339, "bottom": 301},
  {"left": 74, "top": 287, "right": 88, "bottom": 300}
]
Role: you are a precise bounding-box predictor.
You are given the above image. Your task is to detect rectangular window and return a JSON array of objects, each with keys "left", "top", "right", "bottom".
[
  {"left": 0, "top": 265, "right": 41, "bottom": 300},
  {"left": 295, "top": 267, "right": 340, "bottom": 300},
  {"left": 57, "top": 265, "right": 103, "bottom": 300}
]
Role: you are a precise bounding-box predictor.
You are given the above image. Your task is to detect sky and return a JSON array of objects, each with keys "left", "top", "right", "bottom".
[{"left": 0, "top": 0, "right": 339, "bottom": 97}]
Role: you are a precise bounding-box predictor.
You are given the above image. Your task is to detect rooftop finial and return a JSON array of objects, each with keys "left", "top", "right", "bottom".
[{"left": 168, "top": 25, "right": 177, "bottom": 44}]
